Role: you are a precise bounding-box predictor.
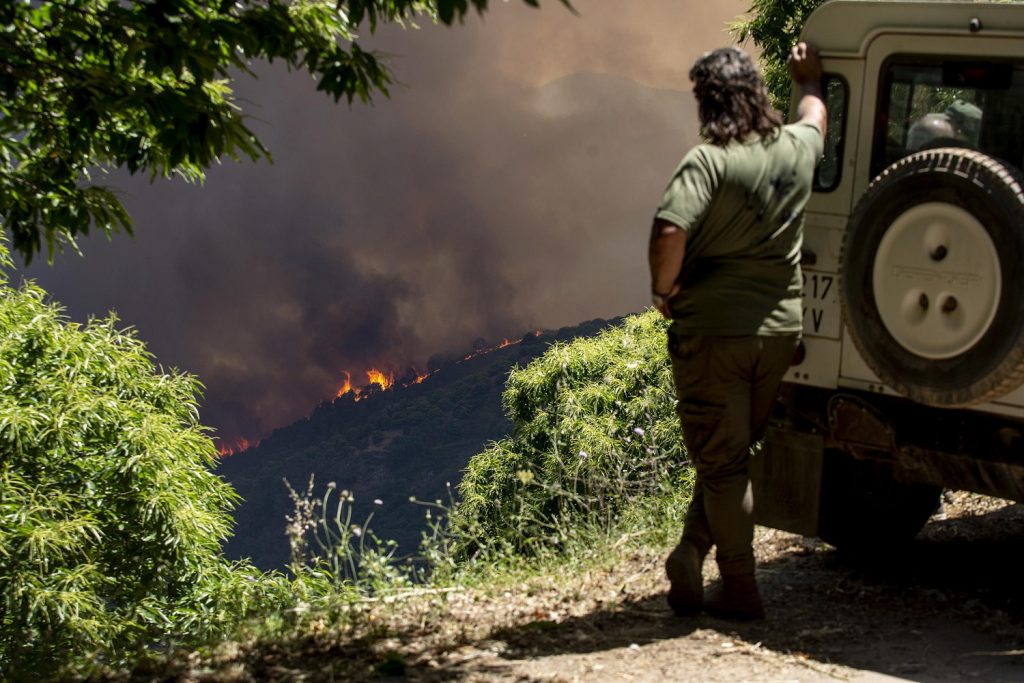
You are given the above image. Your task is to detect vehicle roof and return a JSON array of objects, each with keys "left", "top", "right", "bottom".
[{"left": 802, "top": 0, "right": 1024, "bottom": 56}]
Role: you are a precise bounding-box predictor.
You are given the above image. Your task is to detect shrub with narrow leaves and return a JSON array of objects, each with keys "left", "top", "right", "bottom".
[
  {"left": 0, "top": 242, "right": 245, "bottom": 676},
  {"left": 452, "top": 311, "right": 691, "bottom": 557}
]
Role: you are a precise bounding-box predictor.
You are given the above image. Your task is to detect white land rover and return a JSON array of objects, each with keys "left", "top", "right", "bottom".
[{"left": 752, "top": 0, "right": 1024, "bottom": 549}]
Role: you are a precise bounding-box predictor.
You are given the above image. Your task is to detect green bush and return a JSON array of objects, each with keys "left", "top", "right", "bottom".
[
  {"left": 451, "top": 311, "right": 692, "bottom": 557},
  {"left": 0, "top": 242, "right": 251, "bottom": 676}
]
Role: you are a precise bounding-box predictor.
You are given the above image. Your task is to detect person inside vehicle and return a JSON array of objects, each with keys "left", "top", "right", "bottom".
[
  {"left": 907, "top": 112, "right": 958, "bottom": 151},
  {"left": 906, "top": 99, "right": 982, "bottom": 152}
]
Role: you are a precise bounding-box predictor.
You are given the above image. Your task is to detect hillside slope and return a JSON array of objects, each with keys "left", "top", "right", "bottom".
[{"left": 217, "top": 318, "right": 618, "bottom": 570}]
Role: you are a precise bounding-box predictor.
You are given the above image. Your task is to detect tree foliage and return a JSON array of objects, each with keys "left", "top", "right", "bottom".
[
  {"left": 0, "top": 238, "right": 260, "bottom": 676},
  {"left": 0, "top": 0, "right": 569, "bottom": 263},
  {"left": 452, "top": 311, "right": 693, "bottom": 557},
  {"left": 732, "top": 0, "right": 825, "bottom": 110}
]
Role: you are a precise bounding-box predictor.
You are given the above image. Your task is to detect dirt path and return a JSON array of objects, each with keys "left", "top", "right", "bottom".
[
  {"left": 389, "top": 493, "right": 1024, "bottom": 682},
  {"left": 131, "top": 493, "right": 1024, "bottom": 682}
]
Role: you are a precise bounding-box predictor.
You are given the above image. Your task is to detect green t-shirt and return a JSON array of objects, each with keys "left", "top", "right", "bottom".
[{"left": 655, "top": 122, "right": 823, "bottom": 336}]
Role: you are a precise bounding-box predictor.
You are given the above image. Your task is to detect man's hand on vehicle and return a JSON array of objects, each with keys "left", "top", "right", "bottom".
[
  {"left": 789, "top": 42, "right": 823, "bottom": 85},
  {"left": 790, "top": 42, "right": 828, "bottom": 139}
]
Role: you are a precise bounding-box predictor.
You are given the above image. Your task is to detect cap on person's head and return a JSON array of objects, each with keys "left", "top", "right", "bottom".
[{"left": 945, "top": 99, "right": 982, "bottom": 140}]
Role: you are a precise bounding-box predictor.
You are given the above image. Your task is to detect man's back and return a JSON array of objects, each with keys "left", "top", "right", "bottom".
[
  {"left": 655, "top": 122, "right": 823, "bottom": 336},
  {"left": 650, "top": 42, "right": 826, "bottom": 621}
]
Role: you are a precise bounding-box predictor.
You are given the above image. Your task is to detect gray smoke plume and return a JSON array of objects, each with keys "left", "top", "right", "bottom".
[{"left": 17, "top": 1, "right": 747, "bottom": 444}]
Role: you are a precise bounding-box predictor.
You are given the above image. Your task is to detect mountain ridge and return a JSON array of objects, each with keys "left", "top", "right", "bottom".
[{"left": 217, "top": 316, "right": 622, "bottom": 570}]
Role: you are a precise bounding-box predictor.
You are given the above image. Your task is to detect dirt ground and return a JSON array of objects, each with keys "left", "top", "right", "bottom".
[
  {"left": 385, "top": 492, "right": 1024, "bottom": 683},
  {"left": 131, "top": 492, "right": 1024, "bottom": 682}
]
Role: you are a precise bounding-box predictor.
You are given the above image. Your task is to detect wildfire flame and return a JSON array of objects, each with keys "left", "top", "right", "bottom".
[
  {"left": 336, "top": 367, "right": 399, "bottom": 402},
  {"left": 458, "top": 331, "right": 540, "bottom": 362},
  {"left": 336, "top": 370, "right": 353, "bottom": 398},
  {"left": 366, "top": 368, "right": 395, "bottom": 391},
  {"left": 218, "top": 436, "right": 259, "bottom": 456}
]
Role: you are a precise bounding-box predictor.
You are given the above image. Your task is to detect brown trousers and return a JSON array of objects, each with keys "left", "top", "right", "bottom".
[{"left": 668, "top": 333, "right": 798, "bottom": 577}]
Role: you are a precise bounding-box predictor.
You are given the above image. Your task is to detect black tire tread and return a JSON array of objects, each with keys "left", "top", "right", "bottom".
[{"left": 841, "top": 148, "right": 1024, "bottom": 406}]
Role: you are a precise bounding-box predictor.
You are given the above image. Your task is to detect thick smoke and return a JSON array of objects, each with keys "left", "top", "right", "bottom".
[{"left": 18, "top": 1, "right": 748, "bottom": 443}]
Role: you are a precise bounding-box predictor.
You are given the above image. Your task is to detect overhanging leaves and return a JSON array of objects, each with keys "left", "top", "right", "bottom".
[{"left": 0, "top": 0, "right": 572, "bottom": 264}]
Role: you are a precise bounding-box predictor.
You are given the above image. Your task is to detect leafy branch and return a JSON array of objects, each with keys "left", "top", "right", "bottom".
[{"left": 0, "top": 0, "right": 572, "bottom": 263}]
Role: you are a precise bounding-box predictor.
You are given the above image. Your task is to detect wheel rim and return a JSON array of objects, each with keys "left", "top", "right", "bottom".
[{"left": 872, "top": 202, "right": 1001, "bottom": 360}]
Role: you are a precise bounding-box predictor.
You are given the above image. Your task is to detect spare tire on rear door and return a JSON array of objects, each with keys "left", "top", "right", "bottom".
[{"left": 841, "top": 148, "right": 1024, "bottom": 406}]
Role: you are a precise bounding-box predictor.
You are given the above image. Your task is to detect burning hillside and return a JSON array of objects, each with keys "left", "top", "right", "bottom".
[
  {"left": 218, "top": 436, "right": 260, "bottom": 456},
  {"left": 216, "top": 330, "right": 543, "bottom": 456},
  {"left": 217, "top": 317, "right": 616, "bottom": 570},
  {"left": 336, "top": 368, "right": 395, "bottom": 400}
]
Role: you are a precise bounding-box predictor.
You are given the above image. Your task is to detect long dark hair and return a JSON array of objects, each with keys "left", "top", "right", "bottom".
[{"left": 689, "top": 47, "right": 783, "bottom": 146}]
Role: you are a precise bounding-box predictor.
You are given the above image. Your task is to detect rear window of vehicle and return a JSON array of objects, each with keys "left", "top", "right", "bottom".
[{"left": 872, "top": 58, "right": 1024, "bottom": 177}]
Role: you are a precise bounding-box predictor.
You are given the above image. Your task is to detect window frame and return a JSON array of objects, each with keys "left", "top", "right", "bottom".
[{"left": 812, "top": 74, "right": 849, "bottom": 194}]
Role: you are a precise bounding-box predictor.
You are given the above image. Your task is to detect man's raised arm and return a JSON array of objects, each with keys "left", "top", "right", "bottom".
[{"left": 790, "top": 42, "right": 827, "bottom": 140}]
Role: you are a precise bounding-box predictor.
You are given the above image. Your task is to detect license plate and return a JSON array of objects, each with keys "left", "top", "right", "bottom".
[{"left": 801, "top": 270, "right": 840, "bottom": 338}]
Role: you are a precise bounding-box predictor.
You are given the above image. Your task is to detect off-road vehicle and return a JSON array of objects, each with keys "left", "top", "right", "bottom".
[{"left": 753, "top": 0, "right": 1024, "bottom": 549}]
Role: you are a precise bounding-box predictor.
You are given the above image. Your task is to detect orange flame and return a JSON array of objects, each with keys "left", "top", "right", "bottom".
[
  {"left": 336, "top": 370, "right": 353, "bottom": 398},
  {"left": 457, "top": 334, "right": 537, "bottom": 363},
  {"left": 366, "top": 368, "right": 394, "bottom": 391},
  {"left": 335, "top": 367, "right": 398, "bottom": 402},
  {"left": 332, "top": 330, "right": 544, "bottom": 403},
  {"left": 218, "top": 436, "right": 258, "bottom": 456}
]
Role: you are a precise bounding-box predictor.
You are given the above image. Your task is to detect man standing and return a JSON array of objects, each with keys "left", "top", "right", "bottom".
[{"left": 649, "top": 44, "right": 826, "bottom": 620}]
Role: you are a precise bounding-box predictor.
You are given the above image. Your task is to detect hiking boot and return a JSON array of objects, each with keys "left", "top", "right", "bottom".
[
  {"left": 664, "top": 541, "right": 705, "bottom": 616},
  {"left": 705, "top": 573, "right": 765, "bottom": 620}
]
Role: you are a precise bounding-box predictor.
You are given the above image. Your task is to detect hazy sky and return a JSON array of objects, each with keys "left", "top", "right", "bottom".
[{"left": 18, "top": 0, "right": 750, "bottom": 446}]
